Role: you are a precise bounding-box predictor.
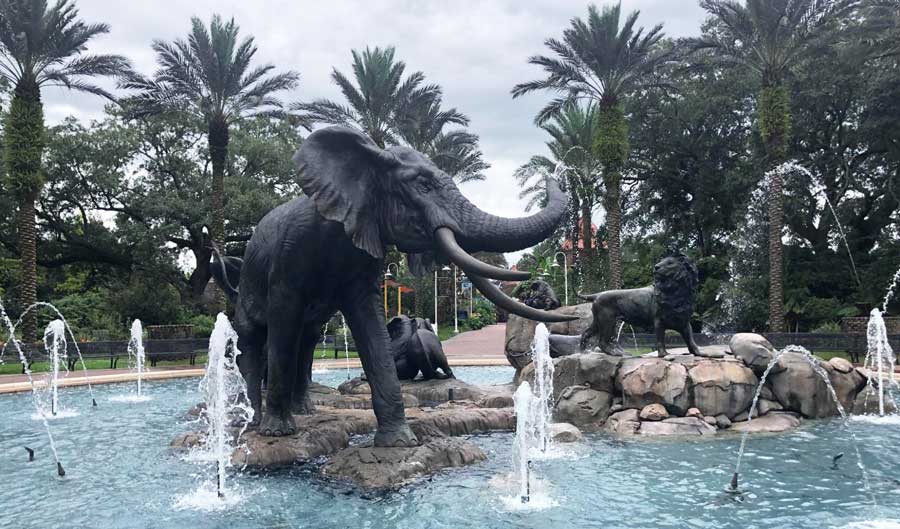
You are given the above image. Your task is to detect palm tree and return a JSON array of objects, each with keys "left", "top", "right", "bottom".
[
  {"left": 691, "top": 0, "right": 855, "bottom": 332},
  {"left": 0, "top": 0, "right": 130, "bottom": 339},
  {"left": 123, "top": 14, "right": 299, "bottom": 277},
  {"left": 512, "top": 2, "right": 669, "bottom": 290},
  {"left": 396, "top": 94, "right": 488, "bottom": 183},
  {"left": 515, "top": 103, "right": 603, "bottom": 289},
  {"left": 293, "top": 46, "right": 440, "bottom": 148}
]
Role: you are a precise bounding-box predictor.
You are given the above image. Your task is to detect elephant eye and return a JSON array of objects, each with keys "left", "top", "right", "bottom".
[{"left": 416, "top": 178, "right": 432, "bottom": 193}]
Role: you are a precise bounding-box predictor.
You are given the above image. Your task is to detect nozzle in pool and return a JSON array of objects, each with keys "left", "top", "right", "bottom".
[
  {"left": 729, "top": 472, "right": 739, "bottom": 491},
  {"left": 57, "top": 462, "right": 66, "bottom": 477},
  {"left": 25, "top": 446, "right": 34, "bottom": 462},
  {"left": 92, "top": 398, "right": 98, "bottom": 407}
]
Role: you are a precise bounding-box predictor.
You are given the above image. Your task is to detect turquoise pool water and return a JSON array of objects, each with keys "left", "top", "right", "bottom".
[{"left": 1, "top": 366, "right": 899, "bottom": 529}]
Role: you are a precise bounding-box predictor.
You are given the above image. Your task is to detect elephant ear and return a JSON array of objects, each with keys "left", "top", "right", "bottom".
[{"left": 293, "top": 126, "right": 398, "bottom": 259}]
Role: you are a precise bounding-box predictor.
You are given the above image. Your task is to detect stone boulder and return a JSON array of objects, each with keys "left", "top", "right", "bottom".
[
  {"left": 506, "top": 304, "right": 592, "bottom": 371},
  {"left": 546, "top": 303, "right": 593, "bottom": 336},
  {"left": 604, "top": 408, "right": 641, "bottom": 435},
  {"left": 548, "top": 422, "right": 584, "bottom": 443},
  {"left": 554, "top": 385, "right": 613, "bottom": 429},
  {"left": 505, "top": 315, "right": 538, "bottom": 372},
  {"left": 551, "top": 352, "right": 622, "bottom": 398},
  {"left": 728, "top": 412, "right": 801, "bottom": 433},
  {"left": 638, "top": 417, "right": 717, "bottom": 436},
  {"left": 321, "top": 424, "right": 485, "bottom": 490},
  {"left": 767, "top": 352, "right": 858, "bottom": 418},
  {"left": 688, "top": 360, "right": 758, "bottom": 420},
  {"left": 729, "top": 333, "right": 779, "bottom": 375},
  {"left": 616, "top": 358, "right": 689, "bottom": 415},
  {"left": 852, "top": 385, "right": 899, "bottom": 415},
  {"left": 407, "top": 404, "right": 515, "bottom": 436},
  {"left": 757, "top": 399, "right": 783, "bottom": 416},
  {"left": 639, "top": 403, "right": 669, "bottom": 421}
]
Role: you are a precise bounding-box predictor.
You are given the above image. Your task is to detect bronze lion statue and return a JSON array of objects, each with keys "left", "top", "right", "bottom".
[{"left": 578, "top": 253, "right": 702, "bottom": 357}]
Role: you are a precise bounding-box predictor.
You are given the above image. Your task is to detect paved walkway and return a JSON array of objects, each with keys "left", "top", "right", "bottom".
[
  {"left": 0, "top": 323, "right": 510, "bottom": 394},
  {"left": 441, "top": 323, "right": 507, "bottom": 359}
]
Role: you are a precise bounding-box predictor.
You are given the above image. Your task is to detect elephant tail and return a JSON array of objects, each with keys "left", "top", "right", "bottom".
[
  {"left": 577, "top": 292, "right": 599, "bottom": 302},
  {"left": 210, "top": 250, "right": 242, "bottom": 304}
]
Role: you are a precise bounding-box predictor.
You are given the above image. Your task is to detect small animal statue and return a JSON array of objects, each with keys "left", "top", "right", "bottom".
[
  {"left": 520, "top": 280, "right": 562, "bottom": 310},
  {"left": 387, "top": 316, "right": 454, "bottom": 380},
  {"left": 579, "top": 253, "right": 703, "bottom": 357}
]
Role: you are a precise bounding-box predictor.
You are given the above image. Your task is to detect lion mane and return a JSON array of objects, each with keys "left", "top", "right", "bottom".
[{"left": 653, "top": 253, "right": 698, "bottom": 322}]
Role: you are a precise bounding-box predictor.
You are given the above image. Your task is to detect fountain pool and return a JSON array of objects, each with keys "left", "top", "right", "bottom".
[{"left": 2, "top": 366, "right": 900, "bottom": 529}]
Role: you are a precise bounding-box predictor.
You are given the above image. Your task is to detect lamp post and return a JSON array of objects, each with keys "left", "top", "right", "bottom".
[
  {"left": 434, "top": 265, "right": 451, "bottom": 335},
  {"left": 552, "top": 251, "right": 568, "bottom": 305},
  {"left": 385, "top": 262, "right": 400, "bottom": 317},
  {"left": 453, "top": 265, "right": 459, "bottom": 334}
]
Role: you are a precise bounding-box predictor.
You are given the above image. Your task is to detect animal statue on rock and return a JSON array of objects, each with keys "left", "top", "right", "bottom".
[
  {"left": 518, "top": 280, "right": 562, "bottom": 310},
  {"left": 211, "top": 126, "right": 575, "bottom": 446},
  {"left": 578, "top": 253, "right": 703, "bottom": 358},
  {"left": 387, "top": 315, "right": 453, "bottom": 380}
]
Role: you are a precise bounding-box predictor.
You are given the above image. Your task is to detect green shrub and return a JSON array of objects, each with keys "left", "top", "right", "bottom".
[{"left": 185, "top": 314, "right": 215, "bottom": 338}]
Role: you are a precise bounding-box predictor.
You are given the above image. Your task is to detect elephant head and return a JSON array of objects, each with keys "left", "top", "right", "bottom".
[{"left": 293, "top": 126, "right": 576, "bottom": 323}]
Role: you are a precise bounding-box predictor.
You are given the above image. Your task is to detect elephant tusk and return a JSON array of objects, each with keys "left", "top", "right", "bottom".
[
  {"left": 435, "top": 227, "right": 531, "bottom": 281},
  {"left": 467, "top": 273, "right": 578, "bottom": 323}
]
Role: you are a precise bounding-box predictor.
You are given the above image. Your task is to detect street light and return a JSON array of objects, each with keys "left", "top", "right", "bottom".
[
  {"left": 453, "top": 264, "right": 459, "bottom": 334},
  {"left": 385, "top": 262, "right": 401, "bottom": 317},
  {"left": 433, "top": 265, "right": 451, "bottom": 335},
  {"left": 552, "top": 251, "right": 568, "bottom": 305}
]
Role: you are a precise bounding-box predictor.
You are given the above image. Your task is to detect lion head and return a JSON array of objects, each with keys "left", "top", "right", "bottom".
[{"left": 653, "top": 253, "right": 698, "bottom": 320}]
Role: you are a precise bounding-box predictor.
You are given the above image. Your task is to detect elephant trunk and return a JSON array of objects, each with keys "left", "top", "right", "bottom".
[{"left": 451, "top": 176, "right": 567, "bottom": 253}]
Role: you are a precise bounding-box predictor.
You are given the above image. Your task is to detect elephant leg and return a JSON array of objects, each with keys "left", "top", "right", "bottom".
[
  {"left": 233, "top": 305, "right": 265, "bottom": 427},
  {"left": 260, "top": 296, "right": 302, "bottom": 437},
  {"left": 342, "top": 286, "right": 418, "bottom": 447},
  {"left": 291, "top": 329, "right": 319, "bottom": 415}
]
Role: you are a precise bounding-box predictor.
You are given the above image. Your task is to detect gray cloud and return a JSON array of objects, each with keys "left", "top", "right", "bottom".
[{"left": 42, "top": 0, "right": 707, "bottom": 263}]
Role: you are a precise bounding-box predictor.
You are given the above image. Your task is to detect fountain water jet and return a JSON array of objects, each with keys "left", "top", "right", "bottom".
[
  {"left": 43, "top": 320, "right": 67, "bottom": 416},
  {"left": 129, "top": 320, "right": 147, "bottom": 399},
  {"left": 0, "top": 297, "right": 65, "bottom": 477},
  {"left": 340, "top": 313, "right": 351, "bottom": 380},
  {"left": 531, "top": 323, "right": 554, "bottom": 454},
  {"left": 729, "top": 345, "right": 874, "bottom": 509},
  {"left": 1, "top": 302, "right": 97, "bottom": 407},
  {"left": 862, "top": 308, "right": 896, "bottom": 417},
  {"left": 196, "top": 313, "right": 254, "bottom": 500}
]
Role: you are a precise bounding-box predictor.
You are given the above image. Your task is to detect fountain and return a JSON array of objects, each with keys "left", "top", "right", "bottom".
[
  {"left": 729, "top": 345, "right": 873, "bottom": 506},
  {"left": 500, "top": 324, "right": 559, "bottom": 510},
  {"left": 512, "top": 381, "right": 535, "bottom": 504},
  {"left": 194, "top": 313, "right": 254, "bottom": 501},
  {"left": 43, "top": 320, "right": 67, "bottom": 417},
  {"left": 531, "top": 323, "right": 554, "bottom": 454},
  {"left": 0, "top": 297, "right": 65, "bottom": 477},
  {"left": 862, "top": 308, "right": 896, "bottom": 417},
  {"left": 340, "top": 312, "right": 351, "bottom": 380},
  {"left": 0, "top": 302, "right": 97, "bottom": 407}
]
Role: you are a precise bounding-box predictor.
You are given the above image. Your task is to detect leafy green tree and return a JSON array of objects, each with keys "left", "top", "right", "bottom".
[
  {"left": 122, "top": 14, "right": 299, "bottom": 276},
  {"left": 691, "top": 0, "right": 854, "bottom": 331},
  {"left": 515, "top": 102, "right": 604, "bottom": 291},
  {"left": 396, "top": 94, "right": 488, "bottom": 182},
  {"left": 0, "top": 0, "right": 130, "bottom": 339},
  {"left": 294, "top": 46, "right": 439, "bottom": 148},
  {"left": 512, "top": 2, "right": 670, "bottom": 290}
]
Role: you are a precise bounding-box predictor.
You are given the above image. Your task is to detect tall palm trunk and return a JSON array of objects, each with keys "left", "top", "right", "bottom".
[
  {"left": 208, "top": 116, "right": 229, "bottom": 308},
  {"left": 4, "top": 79, "right": 45, "bottom": 341},
  {"left": 759, "top": 84, "right": 790, "bottom": 333},
  {"left": 595, "top": 103, "right": 628, "bottom": 290}
]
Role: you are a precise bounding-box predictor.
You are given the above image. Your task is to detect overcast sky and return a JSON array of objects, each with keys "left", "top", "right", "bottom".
[{"left": 42, "top": 0, "right": 708, "bottom": 265}]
